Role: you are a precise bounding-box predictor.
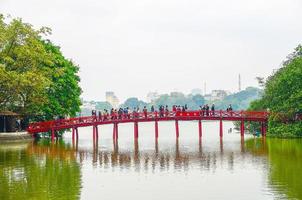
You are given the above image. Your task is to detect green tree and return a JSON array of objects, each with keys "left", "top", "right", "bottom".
[
  {"left": 121, "top": 97, "right": 147, "bottom": 109},
  {"left": 95, "top": 101, "right": 112, "bottom": 111},
  {"left": 192, "top": 94, "right": 205, "bottom": 107},
  {"left": 0, "top": 15, "right": 81, "bottom": 122},
  {"left": 248, "top": 45, "right": 302, "bottom": 137},
  {"left": 0, "top": 15, "right": 52, "bottom": 115},
  {"left": 40, "top": 40, "right": 82, "bottom": 120},
  {"left": 212, "top": 87, "right": 262, "bottom": 110}
]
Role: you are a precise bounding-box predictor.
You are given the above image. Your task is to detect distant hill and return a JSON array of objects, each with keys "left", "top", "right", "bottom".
[
  {"left": 210, "top": 87, "right": 263, "bottom": 110},
  {"left": 80, "top": 87, "right": 263, "bottom": 114}
]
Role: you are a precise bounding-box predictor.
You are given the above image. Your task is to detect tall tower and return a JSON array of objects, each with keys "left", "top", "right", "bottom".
[
  {"left": 238, "top": 74, "right": 241, "bottom": 92},
  {"left": 204, "top": 82, "right": 207, "bottom": 95}
]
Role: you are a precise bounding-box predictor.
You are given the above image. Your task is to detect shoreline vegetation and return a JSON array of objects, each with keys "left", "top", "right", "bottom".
[{"left": 0, "top": 132, "right": 33, "bottom": 142}]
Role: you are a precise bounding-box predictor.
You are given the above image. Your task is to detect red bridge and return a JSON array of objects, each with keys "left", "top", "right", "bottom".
[{"left": 27, "top": 110, "right": 269, "bottom": 142}]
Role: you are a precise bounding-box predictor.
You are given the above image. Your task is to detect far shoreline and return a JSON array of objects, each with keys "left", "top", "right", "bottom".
[{"left": 0, "top": 132, "right": 33, "bottom": 143}]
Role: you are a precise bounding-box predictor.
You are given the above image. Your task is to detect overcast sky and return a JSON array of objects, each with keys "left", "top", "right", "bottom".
[{"left": 1, "top": 0, "right": 301, "bottom": 102}]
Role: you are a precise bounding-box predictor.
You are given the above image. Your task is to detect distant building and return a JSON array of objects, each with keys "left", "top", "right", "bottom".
[
  {"left": 146, "top": 92, "right": 159, "bottom": 103},
  {"left": 204, "top": 90, "right": 228, "bottom": 101},
  {"left": 106, "top": 91, "right": 119, "bottom": 108},
  {"left": 170, "top": 92, "right": 184, "bottom": 97}
]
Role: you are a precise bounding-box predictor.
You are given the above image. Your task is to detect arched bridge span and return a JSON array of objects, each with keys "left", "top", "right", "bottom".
[{"left": 27, "top": 110, "right": 269, "bottom": 142}]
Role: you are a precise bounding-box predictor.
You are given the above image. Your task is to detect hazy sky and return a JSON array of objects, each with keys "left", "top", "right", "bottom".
[{"left": 1, "top": 0, "right": 301, "bottom": 102}]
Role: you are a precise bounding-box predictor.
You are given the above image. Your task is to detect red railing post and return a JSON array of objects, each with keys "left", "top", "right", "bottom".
[
  {"left": 198, "top": 120, "right": 202, "bottom": 138},
  {"left": 261, "top": 122, "right": 266, "bottom": 137},
  {"left": 115, "top": 123, "right": 118, "bottom": 140},
  {"left": 134, "top": 121, "right": 138, "bottom": 140},
  {"left": 51, "top": 129, "right": 55, "bottom": 142},
  {"left": 240, "top": 120, "right": 244, "bottom": 137}
]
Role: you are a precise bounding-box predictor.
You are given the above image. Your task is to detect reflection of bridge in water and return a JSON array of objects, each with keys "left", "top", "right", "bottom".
[
  {"left": 27, "top": 138, "right": 268, "bottom": 172},
  {"left": 28, "top": 110, "right": 269, "bottom": 144},
  {"left": 73, "top": 138, "right": 256, "bottom": 172}
]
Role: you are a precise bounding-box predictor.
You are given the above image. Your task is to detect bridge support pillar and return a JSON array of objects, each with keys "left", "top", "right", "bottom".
[
  {"left": 155, "top": 121, "right": 159, "bottom": 140},
  {"left": 113, "top": 124, "right": 116, "bottom": 140},
  {"left": 134, "top": 122, "right": 139, "bottom": 140},
  {"left": 93, "top": 125, "right": 99, "bottom": 142},
  {"left": 51, "top": 129, "right": 55, "bottom": 142},
  {"left": 261, "top": 122, "right": 266, "bottom": 137},
  {"left": 240, "top": 120, "right": 245, "bottom": 137},
  {"left": 115, "top": 123, "right": 118, "bottom": 140},
  {"left": 175, "top": 120, "right": 179, "bottom": 139},
  {"left": 76, "top": 128, "right": 79, "bottom": 140},
  {"left": 219, "top": 120, "right": 223, "bottom": 137},
  {"left": 72, "top": 127, "right": 75, "bottom": 142},
  {"left": 93, "top": 126, "right": 96, "bottom": 141},
  {"left": 198, "top": 120, "right": 202, "bottom": 138}
]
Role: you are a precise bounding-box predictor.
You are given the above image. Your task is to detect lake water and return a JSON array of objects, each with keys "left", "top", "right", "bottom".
[{"left": 0, "top": 121, "right": 301, "bottom": 200}]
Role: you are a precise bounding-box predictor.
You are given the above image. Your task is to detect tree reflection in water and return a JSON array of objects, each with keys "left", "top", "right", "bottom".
[
  {"left": 245, "top": 138, "right": 302, "bottom": 200},
  {"left": 0, "top": 141, "right": 81, "bottom": 200}
]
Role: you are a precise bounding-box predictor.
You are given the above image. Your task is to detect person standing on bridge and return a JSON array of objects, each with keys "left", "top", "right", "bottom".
[
  {"left": 165, "top": 105, "right": 169, "bottom": 116},
  {"left": 202, "top": 105, "right": 206, "bottom": 116},
  {"left": 110, "top": 108, "right": 114, "bottom": 120},
  {"left": 118, "top": 108, "right": 123, "bottom": 119},
  {"left": 199, "top": 106, "right": 203, "bottom": 116},
  {"left": 132, "top": 107, "right": 137, "bottom": 119},
  {"left": 98, "top": 111, "right": 102, "bottom": 121},
  {"left": 227, "top": 104, "right": 233, "bottom": 112},
  {"left": 143, "top": 106, "right": 148, "bottom": 118},
  {"left": 126, "top": 107, "right": 130, "bottom": 119},
  {"left": 211, "top": 104, "right": 215, "bottom": 116},
  {"left": 227, "top": 104, "right": 233, "bottom": 116},
  {"left": 159, "top": 105, "right": 164, "bottom": 117},
  {"left": 206, "top": 104, "right": 210, "bottom": 116},
  {"left": 151, "top": 105, "right": 155, "bottom": 112},
  {"left": 172, "top": 105, "right": 176, "bottom": 112},
  {"left": 103, "top": 109, "right": 108, "bottom": 120}
]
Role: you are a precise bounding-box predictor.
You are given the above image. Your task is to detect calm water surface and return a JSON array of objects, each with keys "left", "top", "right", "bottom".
[{"left": 0, "top": 121, "right": 301, "bottom": 200}]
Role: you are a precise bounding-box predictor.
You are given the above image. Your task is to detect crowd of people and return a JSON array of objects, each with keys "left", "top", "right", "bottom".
[{"left": 90, "top": 104, "right": 234, "bottom": 121}]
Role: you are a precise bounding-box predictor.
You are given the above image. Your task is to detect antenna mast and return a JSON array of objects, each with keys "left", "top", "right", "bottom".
[{"left": 238, "top": 74, "right": 241, "bottom": 92}]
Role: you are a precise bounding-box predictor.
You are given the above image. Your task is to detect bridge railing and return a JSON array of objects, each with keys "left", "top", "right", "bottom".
[
  {"left": 175, "top": 110, "right": 268, "bottom": 118},
  {"left": 27, "top": 110, "right": 269, "bottom": 133}
]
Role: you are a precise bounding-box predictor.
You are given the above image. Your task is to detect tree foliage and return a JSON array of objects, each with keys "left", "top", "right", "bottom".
[
  {"left": 121, "top": 97, "right": 148, "bottom": 109},
  {"left": 40, "top": 40, "right": 81, "bottom": 120},
  {"left": 248, "top": 45, "right": 302, "bottom": 137},
  {"left": 212, "top": 87, "right": 262, "bottom": 110},
  {"left": 0, "top": 15, "right": 81, "bottom": 121}
]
